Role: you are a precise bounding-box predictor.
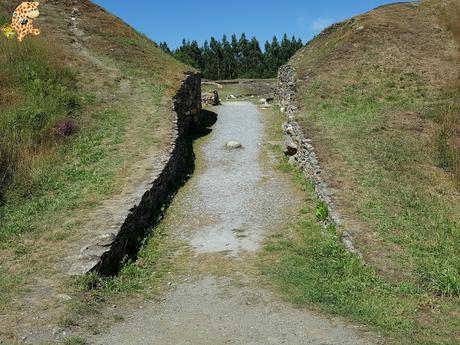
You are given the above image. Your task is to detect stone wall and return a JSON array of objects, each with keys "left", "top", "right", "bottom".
[
  {"left": 71, "top": 72, "right": 202, "bottom": 276},
  {"left": 276, "top": 64, "right": 358, "bottom": 255},
  {"left": 275, "top": 64, "right": 299, "bottom": 114}
]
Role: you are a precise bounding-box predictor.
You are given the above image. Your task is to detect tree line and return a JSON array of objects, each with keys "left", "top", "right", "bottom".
[{"left": 159, "top": 33, "right": 303, "bottom": 80}]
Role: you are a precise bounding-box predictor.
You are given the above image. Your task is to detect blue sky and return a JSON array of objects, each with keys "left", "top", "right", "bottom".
[{"left": 92, "top": 1, "right": 411, "bottom": 48}]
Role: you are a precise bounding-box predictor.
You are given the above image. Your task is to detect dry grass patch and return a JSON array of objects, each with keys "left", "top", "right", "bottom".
[{"left": 438, "top": 0, "right": 460, "bottom": 187}]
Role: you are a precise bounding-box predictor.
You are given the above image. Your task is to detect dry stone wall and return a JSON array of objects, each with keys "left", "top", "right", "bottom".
[
  {"left": 71, "top": 72, "right": 202, "bottom": 276},
  {"left": 275, "top": 65, "right": 299, "bottom": 114},
  {"left": 276, "top": 64, "right": 358, "bottom": 255}
]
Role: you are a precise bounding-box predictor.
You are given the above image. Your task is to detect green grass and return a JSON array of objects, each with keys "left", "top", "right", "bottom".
[
  {"left": 438, "top": 0, "right": 460, "bottom": 187},
  {"left": 77, "top": 222, "right": 174, "bottom": 298},
  {"left": 296, "top": 66, "right": 460, "bottom": 298},
  {"left": 0, "top": 101, "right": 136, "bottom": 325},
  {"left": 0, "top": 13, "right": 173, "bottom": 323},
  {"left": 262, "top": 151, "right": 460, "bottom": 345},
  {"left": 0, "top": 32, "right": 81, "bottom": 196},
  {"left": 315, "top": 201, "right": 329, "bottom": 222},
  {"left": 268, "top": 4, "right": 460, "bottom": 338},
  {"left": 436, "top": 102, "right": 459, "bottom": 186},
  {"left": 0, "top": 106, "right": 129, "bottom": 243},
  {"left": 63, "top": 336, "right": 88, "bottom": 345}
]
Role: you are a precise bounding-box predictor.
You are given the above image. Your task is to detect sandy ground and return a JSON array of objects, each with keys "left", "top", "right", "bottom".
[{"left": 91, "top": 102, "right": 377, "bottom": 345}]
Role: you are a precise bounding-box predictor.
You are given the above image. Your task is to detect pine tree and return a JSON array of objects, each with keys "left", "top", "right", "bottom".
[
  {"left": 202, "top": 40, "right": 214, "bottom": 78},
  {"left": 209, "top": 37, "right": 224, "bottom": 79},
  {"left": 243, "top": 37, "right": 264, "bottom": 78},
  {"left": 281, "top": 33, "right": 291, "bottom": 62},
  {"left": 238, "top": 33, "right": 250, "bottom": 76},
  {"left": 170, "top": 33, "right": 303, "bottom": 80},
  {"left": 174, "top": 39, "right": 195, "bottom": 67},
  {"left": 189, "top": 40, "right": 204, "bottom": 70},
  {"left": 222, "top": 35, "right": 236, "bottom": 79},
  {"left": 159, "top": 42, "right": 171, "bottom": 54},
  {"left": 231, "top": 34, "right": 241, "bottom": 77}
]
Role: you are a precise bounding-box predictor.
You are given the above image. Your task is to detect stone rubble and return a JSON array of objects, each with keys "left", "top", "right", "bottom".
[{"left": 202, "top": 90, "right": 221, "bottom": 106}]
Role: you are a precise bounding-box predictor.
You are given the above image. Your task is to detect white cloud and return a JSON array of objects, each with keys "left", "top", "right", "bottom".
[{"left": 310, "top": 17, "right": 334, "bottom": 32}]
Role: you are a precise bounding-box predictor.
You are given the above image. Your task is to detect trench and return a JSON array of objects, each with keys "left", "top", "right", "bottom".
[
  {"left": 92, "top": 101, "right": 377, "bottom": 345},
  {"left": 105, "top": 100, "right": 273, "bottom": 275}
]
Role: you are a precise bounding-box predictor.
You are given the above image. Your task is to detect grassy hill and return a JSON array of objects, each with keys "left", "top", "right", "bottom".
[
  {"left": 267, "top": 1, "right": 459, "bottom": 344},
  {"left": 0, "top": 0, "right": 191, "bottom": 339}
]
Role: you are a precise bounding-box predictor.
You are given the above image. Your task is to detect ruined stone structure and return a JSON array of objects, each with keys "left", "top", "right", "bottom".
[
  {"left": 276, "top": 64, "right": 358, "bottom": 255},
  {"left": 69, "top": 72, "right": 202, "bottom": 276}
]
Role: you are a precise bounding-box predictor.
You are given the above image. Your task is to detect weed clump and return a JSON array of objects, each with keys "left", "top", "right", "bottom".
[
  {"left": 315, "top": 201, "right": 329, "bottom": 222},
  {"left": 64, "top": 336, "right": 88, "bottom": 345}
]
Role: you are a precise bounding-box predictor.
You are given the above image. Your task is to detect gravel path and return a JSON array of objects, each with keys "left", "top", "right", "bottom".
[{"left": 92, "top": 102, "right": 377, "bottom": 345}]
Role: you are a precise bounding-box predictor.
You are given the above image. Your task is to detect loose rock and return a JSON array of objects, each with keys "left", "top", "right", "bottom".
[
  {"left": 202, "top": 90, "right": 220, "bottom": 106},
  {"left": 288, "top": 155, "right": 297, "bottom": 166},
  {"left": 52, "top": 327, "right": 67, "bottom": 339},
  {"left": 56, "top": 293, "right": 73, "bottom": 301},
  {"left": 283, "top": 138, "right": 298, "bottom": 156},
  {"left": 226, "top": 141, "right": 243, "bottom": 149}
]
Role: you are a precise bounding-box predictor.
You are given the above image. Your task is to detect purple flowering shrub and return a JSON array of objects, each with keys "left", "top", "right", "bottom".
[{"left": 55, "top": 120, "right": 77, "bottom": 137}]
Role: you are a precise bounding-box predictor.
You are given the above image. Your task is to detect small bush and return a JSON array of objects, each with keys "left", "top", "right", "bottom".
[
  {"left": 58, "top": 317, "right": 78, "bottom": 328},
  {"left": 55, "top": 120, "right": 78, "bottom": 137}
]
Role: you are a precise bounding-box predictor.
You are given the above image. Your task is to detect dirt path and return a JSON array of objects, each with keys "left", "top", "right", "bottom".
[{"left": 91, "top": 102, "right": 377, "bottom": 345}]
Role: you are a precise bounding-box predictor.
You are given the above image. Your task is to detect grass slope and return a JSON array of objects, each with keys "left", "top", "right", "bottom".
[
  {"left": 0, "top": 0, "right": 190, "bottom": 338},
  {"left": 266, "top": 1, "right": 459, "bottom": 344}
]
